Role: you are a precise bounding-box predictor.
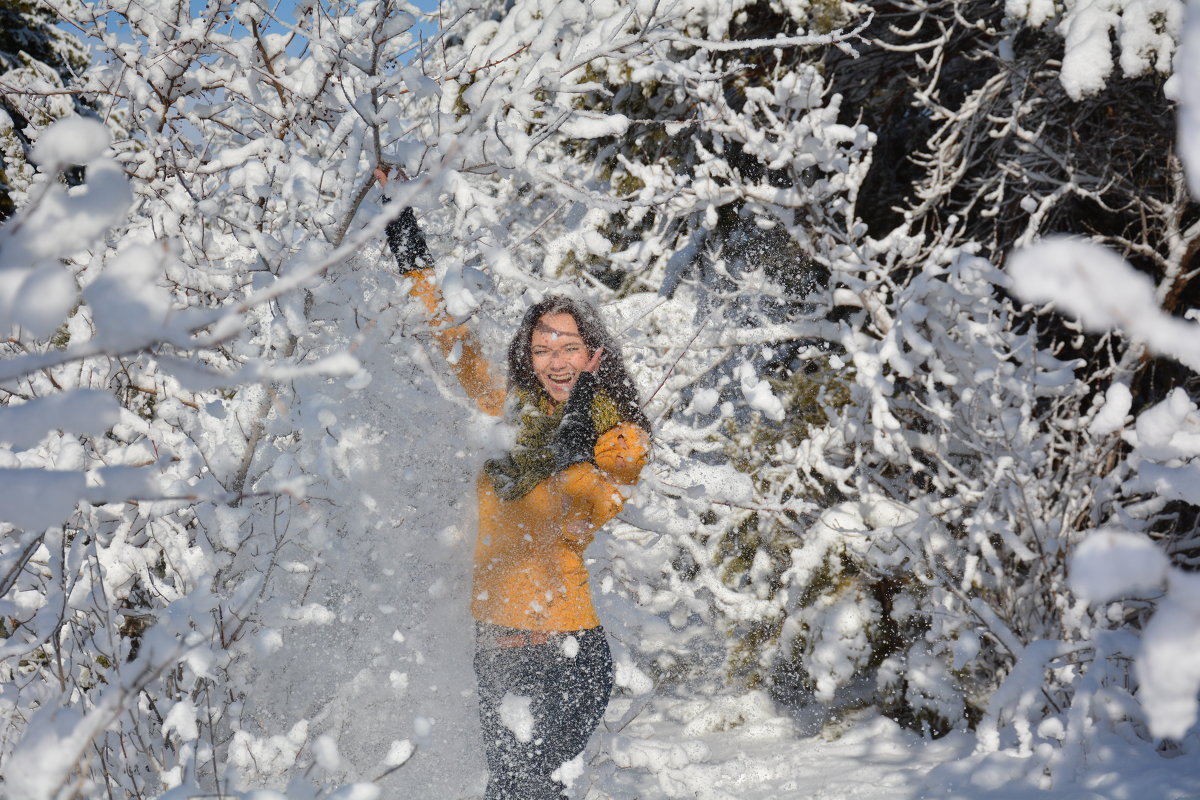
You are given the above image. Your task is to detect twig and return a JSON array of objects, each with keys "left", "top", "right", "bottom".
[{"left": 642, "top": 310, "right": 713, "bottom": 409}]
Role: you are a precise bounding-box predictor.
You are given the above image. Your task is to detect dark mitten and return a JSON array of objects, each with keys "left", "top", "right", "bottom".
[
  {"left": 551, "top": 371, "right": 599, "bottom": 471},
  {"left": 384, "top": 205, "right": 434, "bottom": 274}
]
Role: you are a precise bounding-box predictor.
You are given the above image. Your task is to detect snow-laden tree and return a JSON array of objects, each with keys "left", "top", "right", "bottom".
[
  {"left": 702, "top": 0, "right": 1200, "bottom": 753},
  {"left": 734, "top": 0, "right": 1200, "bottom": 777},
  {"left": 372, "top": 0, "right": 1198, "bottom": 761},
  {"left": 358, "top": 0, "right": 881, "bottom": 707},
  {"left": 1, "top": 1, "right": 435, "bottom": 795}
]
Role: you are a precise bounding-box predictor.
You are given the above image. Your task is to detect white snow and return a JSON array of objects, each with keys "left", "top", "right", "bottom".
[
  {"left": 313, "top": 735, "right": 341, "bottom": 772},
  {"left": 30, "top": 116, "right": 110, "bottom": 170},
  {"left": 673, "top": 459, "right": 756, "bottom": 504},
  {"left": 1069, "top": 528, "right": 1169, "bottom": 602},
  {"left": 1014, "top": 224, "right": 1200, "bottom": 746},
  {"left": 0, "top": 468, "right": 85, "bottom": 529},
  {"left": 1006, "top": 0, "right": 1059, "bottom": 28},
  {"left": 82, "top": 243, "right": 179, "bottom": 352},
  {"left": 804, "top": 586, "right": 878, "bottom": 703},
  {"left": 498, "top": 693, "right": 535, "bottom": 743},
  {"left": 583, "top": 692, "right": 1200, "bottom": 799},
  {"left": 230, "top": 722, "right": 309, "bottom": 781},
  {"left": 1131, "top": 388, "right": 1200, "bottom": 460},
  {"left": 161, "top": 700, "right": 199, "bottom": 742},
  {"left": 1137, "top": 591, "right": 1200, "bottom": 738},
  {"left": 691, "top": 386, "right": 720, "bottom": 415},
  {"left": 6, "top": 687, "right": 138, "bottom": 800},
  {"left": 1118, "top": 0, "right": 1186, "bottom": 77},
  {"left": 1009, "top": 0, "right": 1185, "bottom": 99},
  {"left": 440, "top": 264, "right": 491, "bottom": 318},
  {"left": 556, "top": 113, "right": 631, "bottom": 140},
  {"left": 1059, "top": 2, "right": 1118, "bottom": 100},
  {"left": 735, "top": 361, "right": 786, "bottom": 421},
  {"left": 0, "top": 390, "right": 120, "bottom": 450},
  {"left": 324, "top": 784, "right": 381, "bottom": 800},
  {"left": 561, "top": 634, "right": 580, "bottom": 658},
  {"left": 400, "top": 65, "right": 439, "bottom": 100},
  {"left": 5, "top": 262, "right": 77, "bottom": 339},
  {"left": 1089, "top": 381, "right": 1132, "bottom": 435},
  {"left": 1009, "top": 236, "right": 1200, "bottom": 371},
  {"left": 551, "top": 753, "right": 585, "bottom": 789},
  {"left": 383, "top": 739, "right": 414, "bottom": 768}
]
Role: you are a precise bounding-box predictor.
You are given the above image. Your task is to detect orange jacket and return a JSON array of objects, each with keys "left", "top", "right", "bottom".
[{"left": 408, "top": 269, "right": 649, "bottom": 631}]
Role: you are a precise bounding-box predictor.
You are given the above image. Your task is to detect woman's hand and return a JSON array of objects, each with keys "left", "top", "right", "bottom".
[
  {"left": 564, "top": 518, "right": 593, "bottom": 545},
  {"left": 375, "top": 167, "right": 432, "bottom": 274},
  {"left": 551, "top": 388, "right": 597, "bottom": 471},
  {"left": 582, "top": 347, "right": 603, "bottom": 374},
  {"left": 550, "top": 355, "right": 603, "bottom": 472}
]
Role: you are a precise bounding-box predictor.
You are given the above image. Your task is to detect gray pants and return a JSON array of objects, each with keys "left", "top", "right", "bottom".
[{"left": 474, "top": 624, "right": 614, "bottom": 800}]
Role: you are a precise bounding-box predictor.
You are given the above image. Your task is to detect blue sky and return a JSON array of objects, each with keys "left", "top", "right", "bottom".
[
  {"left": 244, "top": 0, "right": 444, "bottom": 48},
  {"left": 66, "top": 1, "right": 444, "bottom": 59}
]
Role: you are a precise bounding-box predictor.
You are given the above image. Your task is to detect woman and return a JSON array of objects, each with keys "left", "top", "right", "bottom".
[{"left": 376, "top": 170, "right": 650, "bottom": 800}]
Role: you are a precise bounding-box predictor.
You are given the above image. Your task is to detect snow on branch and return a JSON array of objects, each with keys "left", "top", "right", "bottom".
[
  {"left": 1008, "top": 0, "right": 1187, "bottom": 100},
  {"left": 1008, "top": 236, "right": 1200, "bottom": 372},
  {"left": 665, "top": 15, "right": 872, "bottom": 56}
]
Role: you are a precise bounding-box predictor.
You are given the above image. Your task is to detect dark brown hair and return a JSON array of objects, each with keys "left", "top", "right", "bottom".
[{"left": 507, "top": 295, "right": 651, "bottom": 431}]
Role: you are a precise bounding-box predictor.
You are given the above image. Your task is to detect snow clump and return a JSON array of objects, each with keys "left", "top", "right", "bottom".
[
  {"left": 735, "top": 361, "right": 785, "bottom": 421},
  {"left": 1138, "top": 585, "right": 1200, "bottom": 738},
  {"left": 31, "top": 116, "right": 110, "bottom": 170},
  {"left": 1089, "top": 382, "right": 1133, "bottom": 435},
  {"left": 498, "top": 693, "right": 534, "bottom": 743},
  {"left": 1069, "top": 528, "right": 1170, "bottom": 602},
  {"left": 1007, "top": 0, "right": 1186, "bottom": 100}
]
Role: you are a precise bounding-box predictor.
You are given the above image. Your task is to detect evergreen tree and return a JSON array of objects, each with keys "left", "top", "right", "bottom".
[{"left": 0, "top": 0, "right": 90, "bottom": 219}]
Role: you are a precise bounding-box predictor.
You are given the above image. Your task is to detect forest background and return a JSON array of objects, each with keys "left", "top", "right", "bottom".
[{"left": 1, "top": 0, "right": 1200, "bottom": 797}]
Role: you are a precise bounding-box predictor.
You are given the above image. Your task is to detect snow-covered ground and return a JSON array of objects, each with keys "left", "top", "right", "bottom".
[
  {"left": 581, "top": 694, "right": 1200, "bottom": 800},
  {"left": 365, "top": 684, "right": 1200, "bottom": 800},
  {"left": 591, "top": 695, "right": 959, "bottom": 800}
]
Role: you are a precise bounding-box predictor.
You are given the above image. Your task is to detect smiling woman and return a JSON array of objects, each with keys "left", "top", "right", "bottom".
[
  {"left": 530, "top": 313, "right": 592, "bottom": 403},
  {"left": 375, "top": 170, "right": 651, "bottom": 800}
]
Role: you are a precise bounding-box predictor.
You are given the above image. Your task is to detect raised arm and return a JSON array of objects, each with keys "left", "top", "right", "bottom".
[{"left": 376, "top": 169, "right": 506, "bottom": 416}]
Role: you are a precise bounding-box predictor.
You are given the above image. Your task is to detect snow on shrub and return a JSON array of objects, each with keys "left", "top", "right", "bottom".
[{"left": 1011, "top": 225, "right": 1200, "bottom": 741}]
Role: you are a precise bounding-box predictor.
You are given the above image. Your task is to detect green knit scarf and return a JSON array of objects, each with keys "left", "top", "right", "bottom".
[{"left": 484, "top": 386, "right": 622, "bottom": 501}]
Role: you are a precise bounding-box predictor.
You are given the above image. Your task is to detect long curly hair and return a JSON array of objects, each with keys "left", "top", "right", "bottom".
[{"left": 507, "top": 295, "right": 651, "bottom": 431}]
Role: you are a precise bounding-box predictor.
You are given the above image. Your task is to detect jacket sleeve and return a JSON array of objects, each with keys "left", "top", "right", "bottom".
[
  {"left": 559, "top": 463, "right": 625, "bottom": 551},
  {"left": 558, "top": 422, "right": 650, "bottom": 549},
  {"left": 404, "top": 269, "right": 507, "bottom": 417}
]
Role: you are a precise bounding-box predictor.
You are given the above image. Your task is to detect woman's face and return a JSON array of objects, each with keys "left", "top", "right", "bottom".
[{"left": 530, "top": 312, "right": 591, "bottom": 403}]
